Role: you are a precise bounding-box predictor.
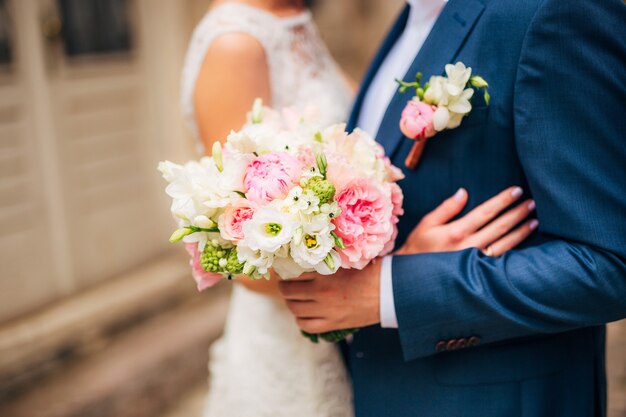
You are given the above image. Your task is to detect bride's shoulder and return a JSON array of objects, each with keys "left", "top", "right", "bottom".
[{"left": 193, "top": 2, "right": 278, "bottom": 44}]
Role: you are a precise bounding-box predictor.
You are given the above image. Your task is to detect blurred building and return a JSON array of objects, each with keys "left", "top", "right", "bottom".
[{"left": 0, "top": 0, "right": 623, "bottom": 416}]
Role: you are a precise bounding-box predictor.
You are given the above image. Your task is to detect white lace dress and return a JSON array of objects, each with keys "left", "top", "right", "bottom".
[{"left": 180, "top": 4, "right": 354, "bottom": 417}]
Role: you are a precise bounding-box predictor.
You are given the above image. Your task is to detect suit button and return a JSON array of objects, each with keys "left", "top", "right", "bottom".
[
  {"left": 446, "top": 339, "right": 458, "bottom": 351},
  {"left": 468, "top": 336, "right": 481, "bottom": 347},
  {"left": 435, "top": 341, "right": 447, "bottom": 352},
  {"left": 456, "top": 338, "right": 468, "bottom": 349}
]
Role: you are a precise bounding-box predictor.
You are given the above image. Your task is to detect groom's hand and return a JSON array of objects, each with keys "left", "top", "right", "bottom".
[{"left": 278, "top": 259, "right": 382, "bottom": 334}]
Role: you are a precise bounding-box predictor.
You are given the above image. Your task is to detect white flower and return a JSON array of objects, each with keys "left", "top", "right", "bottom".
[
  {"left": 158, "top": 160, "right": 180, "bottom": 182},
  {"left": 241, "top": 205, "right": 297, "bottom": 253},
  {"left": 423, "top": 75, "right": 448, "bottom": 105},
  {"left": 226, "top": 130, "right": 257, "bottom": 154},
  {"left": 193, "top": 215, "right": 214, "bottom": 229},
  {"left": 320, "top": 202, "right": 341, "bottom": 219},
  {"left": 432, "top": 87, "right": 475, "bottom": 131},
  {"left": 314, "top": 250, "right": 341, "bottom": 275},
  {"left": 236, "top": 245, "right": 274, "bottom": 276},
  {"left": 285, "top": 187, "right": 320, "bottom": 215},
  {"left": 444, "top": 62, "right": 473, "bottom": 96},
  {"left": 273, "top": 255, "right": 307, "bottom": 279},
  {"left": 290, "top": 214, "right": 334, "bottom": 268}
]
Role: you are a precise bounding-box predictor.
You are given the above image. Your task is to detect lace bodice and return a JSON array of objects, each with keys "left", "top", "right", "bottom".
[
  {"left": 180, "top": 4, "right": 355, "bottom": 417},
  {"left": 181, "top": 3, "right": 354, "bottom": 144}
]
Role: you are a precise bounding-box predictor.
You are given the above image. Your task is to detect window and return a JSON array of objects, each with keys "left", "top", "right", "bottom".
[
  {"left": 0, "top": 0, "right": 12, "bottom": 65},
  {"left": 58, "top": 0, "right": 132, "bottom": 57}
]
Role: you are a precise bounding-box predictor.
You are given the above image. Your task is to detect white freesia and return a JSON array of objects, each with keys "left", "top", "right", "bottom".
[
  {"left": 444, "top": 62, "right": 472, "bottom": 96},
  {"left": 423, "top": 75, "right": 448, "bottom": 105},
  {"left": 241, "top": 205, "right": 297, "bottom": 253}
]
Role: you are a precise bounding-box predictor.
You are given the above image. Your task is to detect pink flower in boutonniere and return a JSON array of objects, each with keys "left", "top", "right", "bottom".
[
  {"left": 399, "top": 100, "right": 437, "bottom": 140},
  {"left": 396, "top": 62, "right": 490, "bottom": 170}
]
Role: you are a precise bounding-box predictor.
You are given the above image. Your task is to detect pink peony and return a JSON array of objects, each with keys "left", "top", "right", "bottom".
[
  {"left": 399, "top": 100, "right": 437, "bottom": 140},
  {"left": 218, "top": 200, "right": 255, "bottom": 243},
  {"left": 332, "top": 179, "right": 397, "bottom": 269},
  {"left": 244, "top": 152, "right": 303, "bottom": 204},
  {"left": 184, "top": 243, "right": 222, "bottom": 291}
]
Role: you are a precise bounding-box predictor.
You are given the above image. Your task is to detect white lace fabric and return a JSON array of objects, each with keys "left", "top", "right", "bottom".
[
  {"left": 181, "top": 3, "right": 353, "bottom": 146},
  {"left": 180, "top": 4, "right": 355, "bottom": 417}
]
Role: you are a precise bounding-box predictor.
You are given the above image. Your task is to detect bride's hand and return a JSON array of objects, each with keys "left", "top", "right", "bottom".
[{"left": 395, "top": 187, "right": 538, "bottom": 257}]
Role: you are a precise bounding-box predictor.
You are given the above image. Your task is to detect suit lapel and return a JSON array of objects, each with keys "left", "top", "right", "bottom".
[
  {"left": 347, "top": 7, "right": 410, "bottom": 132},
  {"left": 375, "top": 0, "right": 486, "bottom": 159}
]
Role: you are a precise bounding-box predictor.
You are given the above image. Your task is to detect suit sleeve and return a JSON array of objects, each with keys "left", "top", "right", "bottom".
[{"left": 392, "top": 0, "right": 626, "bottom": 361}]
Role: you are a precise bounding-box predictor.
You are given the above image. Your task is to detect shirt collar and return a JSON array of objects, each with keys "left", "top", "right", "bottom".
[{"left": 406, "top": 0, "right": 448, "bottom": 24}]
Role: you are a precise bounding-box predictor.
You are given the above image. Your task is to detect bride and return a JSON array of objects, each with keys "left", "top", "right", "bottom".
[{"left": 180, "top": 1, "right": 537, "bottom": 416}]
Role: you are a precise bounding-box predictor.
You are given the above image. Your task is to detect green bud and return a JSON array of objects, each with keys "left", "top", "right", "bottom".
[
  {"left": 314, "top": 131, "right": 323, "bottom": 143},
  {"left": 331, "top": 231, "right": 345, "bottom": 249},
  {"left": 169, "top": 227, "right": 193, "bottom": 243},
  {"left": 251, "top": 98, "right": 263, "bottom": 124},
  {"left": 212, "top": 141, "right": 223, "bottom": 172},
  {"left": 315, "top": 153, "right": 328, "bottom": 178},
  {"left": 305, "top": 176, "right": 336, "bottom": 205},
  {"left": 470, "top": 75, "right": 489, "bottom": 88},
  {"left": 323, "top": 253, "right": 335, "bottom": 271},
  {"left": 225, "top": 249, "right": 244, "bottom": 274},
  {"left": 243, "top": 262, "right": 256, "bottom": 277},
  {"left": 484, "top": 90, "right": 491, "bottom": 106}
]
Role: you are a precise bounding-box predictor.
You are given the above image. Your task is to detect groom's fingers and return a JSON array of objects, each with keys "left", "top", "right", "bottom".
[
  {"left": 485, "top": 219, "right": 539, "bottom": 257},
  {"left": 420, "top": 188, "right": 468, "bottom": 226},
  {"left": 278, "top": 279, "right": 317, "bottom": 301},
  {"left": 296, "top": 318, "right": 329, "bottom": 334},
  {"left": 285, "top": 300, "right": 320, "bottom": 318},
  {"left": 468, "top": 199, "right": 536, "bottom": 248},
  {"left": 451, "top": 186, "right": 524, "bottom": 235}
]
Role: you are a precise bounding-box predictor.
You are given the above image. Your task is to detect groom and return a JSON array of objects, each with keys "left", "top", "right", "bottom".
[{"left": 280, "top": 0, "right": 626, "bottom": 415}]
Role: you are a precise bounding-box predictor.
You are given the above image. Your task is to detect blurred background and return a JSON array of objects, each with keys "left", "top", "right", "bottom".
[{"left": 0, "top": 0, "right": 623, "bottom": 416}]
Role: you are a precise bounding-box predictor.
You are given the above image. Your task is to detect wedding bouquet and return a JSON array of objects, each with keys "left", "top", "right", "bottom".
[{"left": 158, "top": 99, "right": 404, "bottom": 341}]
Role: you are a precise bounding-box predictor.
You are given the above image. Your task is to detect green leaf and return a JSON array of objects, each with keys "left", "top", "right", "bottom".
[
  {"left": 235, "top": 191, "right": 246, "bottom": 198},
  {"left": 484, "top": 90, "right": 491, "bottom": 106}
]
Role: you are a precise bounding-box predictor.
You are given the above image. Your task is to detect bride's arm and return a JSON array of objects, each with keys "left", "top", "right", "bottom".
[
  {"left": 194, "top": 32, "right": 271, "bottom": 149},
  {"left": 194, "top": 32, "right": 279, "bottom": 297}
]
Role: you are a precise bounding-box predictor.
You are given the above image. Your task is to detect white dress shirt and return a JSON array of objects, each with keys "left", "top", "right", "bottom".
[{"left": 356, "top": 0, "right": 448, "bottom": 328}]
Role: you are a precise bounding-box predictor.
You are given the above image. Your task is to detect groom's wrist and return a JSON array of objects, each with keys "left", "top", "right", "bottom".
[{"left": 380, "top": 255, "right": 399, "bottom": 328}]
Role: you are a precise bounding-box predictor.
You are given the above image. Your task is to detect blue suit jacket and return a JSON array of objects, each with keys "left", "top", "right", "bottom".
[{"left": 346, "top": 0, "right": 626, "bottom": 416}]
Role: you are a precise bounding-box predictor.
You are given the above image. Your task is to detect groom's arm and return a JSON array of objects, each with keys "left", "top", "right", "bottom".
[{"left": 392, "top": 0, "right": 626, "bottom": 361}]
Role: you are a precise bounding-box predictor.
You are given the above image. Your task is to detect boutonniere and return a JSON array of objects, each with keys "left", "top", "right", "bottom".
[{"left": 396, "top": 62, "right": 490, "bottom": 170}]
